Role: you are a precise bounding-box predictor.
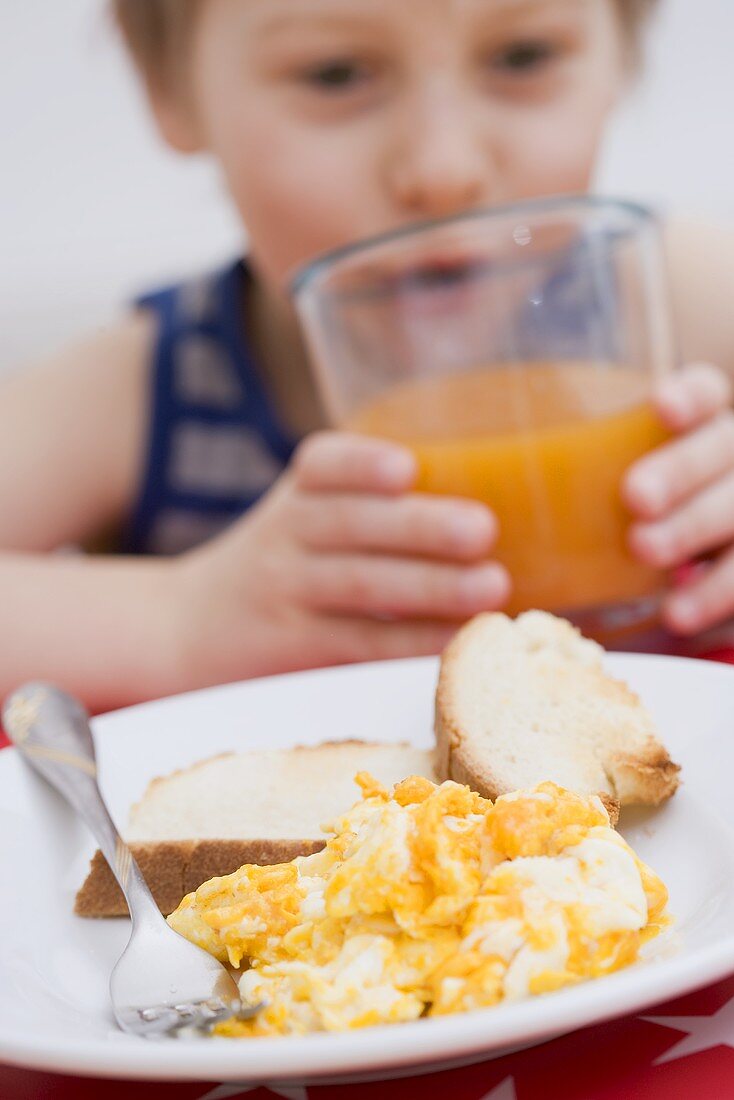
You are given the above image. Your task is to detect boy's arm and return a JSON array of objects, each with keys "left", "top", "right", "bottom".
[
  {"left": 0, "top": 318, "right": 509, "bottom": 711},
  {"left": 0, "top": 550, "right": 187, "bottom": 711},
  {"left": 0, "top": 312, "right": 189, "bottom": 710},
  {"left": 0, "top": 312, "right": 152, "bottom": 549},
  {"left": 665, "top": 219, "right": 734, "bottom": 377}
]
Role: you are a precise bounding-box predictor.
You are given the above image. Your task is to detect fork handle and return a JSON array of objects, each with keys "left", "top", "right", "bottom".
[{"left": 3, "top": 682, "right": 162, "bottom": 926}]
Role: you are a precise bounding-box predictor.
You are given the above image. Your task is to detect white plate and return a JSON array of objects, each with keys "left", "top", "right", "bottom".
[{"left": 2, "top": 653, "right": 734, "bottom": 1083}]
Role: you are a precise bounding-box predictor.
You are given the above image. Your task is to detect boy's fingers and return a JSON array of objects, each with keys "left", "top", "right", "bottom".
[
  {"left": 654, "top": 362, "right": 733, "bottom": 432},
  {"left": 663, "top": 547, "right": 734, "bottom": 635},
  {"left": 623, "top": 412, "right": 734, "bottom": 519},
  {"left": 629, "top": 469, "right": 734, "bottom": 569},
  {"left": 297, "top": 553, "right": 511, "bottom": 619},
  {"left": 293, "top": 492, "right": 497, "bottom": 561},
  {"left": 293, "top": 431, "right": 416, "bottom": 494}
]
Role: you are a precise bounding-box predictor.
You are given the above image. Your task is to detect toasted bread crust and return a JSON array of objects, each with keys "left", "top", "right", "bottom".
[
  {"left": 608, "top": 747, "right": 681, "bottom": 806},
  {"left": 74, "top": 838, "right": 325, "bottom": 918},
  {"left": 434, "top": 622, "right": 507, "bottom": 797},
  {"left": 435, "top": 612, "right": 678, "bottom": 822}
]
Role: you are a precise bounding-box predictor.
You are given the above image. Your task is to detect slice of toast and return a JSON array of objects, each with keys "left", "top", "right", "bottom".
[
  {"left": 435, "top": 611, "right": 680, "bottom": 821},
  {"left": 75, "top": 741, "right": 435, "bottom": 917}
]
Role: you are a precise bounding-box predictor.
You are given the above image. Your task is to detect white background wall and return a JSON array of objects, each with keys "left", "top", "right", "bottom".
[{"left": 2, "top": 0, "right": 734, "bottom": 371}]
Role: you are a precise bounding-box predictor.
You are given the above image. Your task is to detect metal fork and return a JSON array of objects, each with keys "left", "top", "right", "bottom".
[{"left": 2, "top": 682, "right": 259, "bottom": 1037}]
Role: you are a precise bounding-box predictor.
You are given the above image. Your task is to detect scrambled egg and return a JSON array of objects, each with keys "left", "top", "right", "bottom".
[{"left": 167, "top": 776, "right": 668, "bottom": 1036}]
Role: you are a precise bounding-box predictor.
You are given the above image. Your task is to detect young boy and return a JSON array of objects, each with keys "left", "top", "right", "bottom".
[{"left": 2, "top": 0, "right": 734, "bottom": 711}]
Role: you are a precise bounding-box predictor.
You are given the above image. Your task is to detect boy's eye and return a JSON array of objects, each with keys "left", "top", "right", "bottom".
[
  {"left": 490, "top": 40, "right": 557, "bottom": 73},
  {"left": 301, "top": 59, "right": 371, "bottom": 91}
]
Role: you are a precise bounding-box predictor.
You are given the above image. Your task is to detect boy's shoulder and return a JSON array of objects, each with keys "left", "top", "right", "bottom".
[
  {"left": 665, "top": 215, "right": 734, "bottom": 260},
  {"left": 664, "top": 216, "right": 734, "bottom": 368},
  {"left": 9, "top": 307, "right": 156, "bottom": 404},
  {"left": 0, "top": 309, "right": 159, "bottom": 550}
]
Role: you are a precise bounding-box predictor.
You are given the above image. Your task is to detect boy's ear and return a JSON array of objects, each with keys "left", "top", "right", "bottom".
[{"left": 144, "top": 79, "right": 205, "bottom": 155}]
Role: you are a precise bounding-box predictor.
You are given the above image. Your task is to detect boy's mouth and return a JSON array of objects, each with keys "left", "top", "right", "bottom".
[
  {"left": 341, "top": 252, "right": 490, "bottom": 303},
  {"left": 396, "top": 256, "right": 485, "bottom": 289},
  {"left": 381, "top": 254, "right": 494, "bottom": 322}
]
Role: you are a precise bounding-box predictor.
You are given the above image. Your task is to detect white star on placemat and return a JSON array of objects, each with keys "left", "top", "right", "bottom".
[
  {"left": 198, "top": 1083, "right": 308, "bottom": 1099},
  {"left": 480, "top": 1077, "right": 517, "bottom": 1099},
  {"left": 642, "top": 994, "right": 734, "bottom": 1064}
]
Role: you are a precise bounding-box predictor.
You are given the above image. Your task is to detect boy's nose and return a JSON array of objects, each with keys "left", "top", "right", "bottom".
[{"left": 385, "top": 89, "right": 490, "bottom": 220}]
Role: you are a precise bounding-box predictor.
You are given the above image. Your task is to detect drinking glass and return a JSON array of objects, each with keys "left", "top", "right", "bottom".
[{"left": 292, "top": 196, "right": 676, "bottom": 640}]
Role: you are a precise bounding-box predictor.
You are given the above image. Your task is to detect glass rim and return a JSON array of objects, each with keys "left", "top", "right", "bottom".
[{"left": 289, "top": 193, "right": 656, "bottom": 300}]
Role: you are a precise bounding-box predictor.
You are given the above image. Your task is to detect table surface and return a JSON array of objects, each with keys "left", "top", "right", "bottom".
[{"left": 3, "top": 642, "right": 734, "bottom": 1099}]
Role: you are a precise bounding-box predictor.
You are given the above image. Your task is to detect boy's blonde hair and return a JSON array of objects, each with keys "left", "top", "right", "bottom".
[{"left": 114, "top": 0, "right": 660, "bottom": 83}]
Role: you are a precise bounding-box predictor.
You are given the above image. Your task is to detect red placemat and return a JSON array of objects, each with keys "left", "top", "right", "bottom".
[
  {"left": 2, "top": 643, "right": 734, "bottom": 1098},
  {"left": 3, "top": 977, "right": 734, "bottom": 1100}
]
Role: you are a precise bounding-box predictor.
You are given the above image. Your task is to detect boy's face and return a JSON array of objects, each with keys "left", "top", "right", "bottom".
[{"left": 162, "top": 0, "right": 626, "bottom": 294}]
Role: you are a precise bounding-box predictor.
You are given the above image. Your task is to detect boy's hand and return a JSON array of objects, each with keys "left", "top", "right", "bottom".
[
  {"left": 176, "top": 432, "right": 509, "bottom": 683},
  {"left": 624, "top": 363, "right": 734, "bottom": 634}
]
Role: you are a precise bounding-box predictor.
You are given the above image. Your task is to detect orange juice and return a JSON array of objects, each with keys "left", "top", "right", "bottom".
[{"left": 348, "top": 362, "right": 669, "bottom": 617}]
